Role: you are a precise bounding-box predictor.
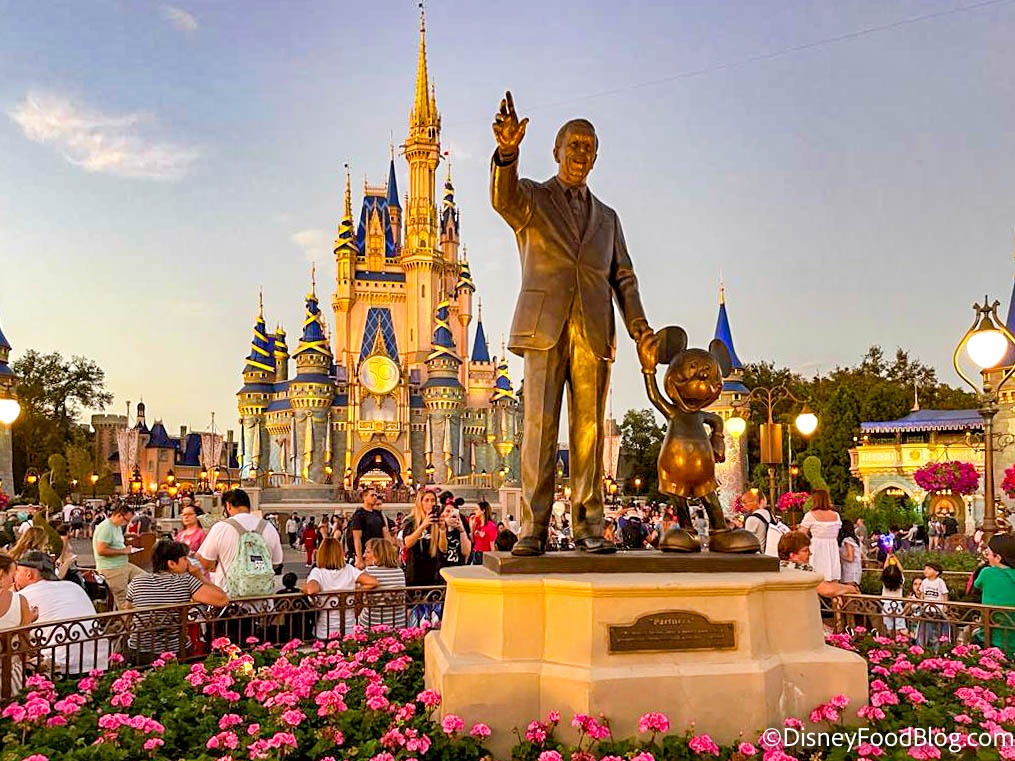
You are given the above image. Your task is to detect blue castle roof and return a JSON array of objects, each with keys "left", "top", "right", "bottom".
[
  {"left": 294, "top": 290, "right": 331, "bottom": 357},
  {"left": 245, "top": 311, "right": 276, "bottom": 373},
  {"left": 491, "top": 358, "right": 516, "bottom": 402},
  {"left": 356, "top": 193, "right": 398, "bottom": 259},
  {"left": 146, "top": 422, "right": 177, "bottom": 449},
  {"left": 471, "top": 318, "right": 490, "bottom": 363},
  {"left": 387, "top": 159, "right": 401, "bottom": 209},
  {"left": 427, "top": 299, "right": 460, "bottom": 364},
  {"left": 360, "top": 307, "right": 399, "bottom": 361},
  {"left": 713, "top": 285, "right": 743, "bottom": 371},
  {"left": 1001, "top": 277, "right": 1015, "bottom": 367},
  {"left": 0, "top": 319, "right": 9, "bottom": 351}
]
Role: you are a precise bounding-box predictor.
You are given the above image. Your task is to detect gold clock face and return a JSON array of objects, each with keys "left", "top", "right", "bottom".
[{"left": 359, "top": 355, "right": 399, "bottom": 395}]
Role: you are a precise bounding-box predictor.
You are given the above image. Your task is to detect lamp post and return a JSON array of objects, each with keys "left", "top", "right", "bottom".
[
  {"left": 0, "top": 344, "right": 20, "bottom": 496},
  {"left": 634, "top": 476, "right": 642, "bottom": 495},
  {"left": 727, "top": 385, "right": 818, "bottom": 507},
  {"left": 952, "top": 298, "right": 1015, "bottom": 537}
]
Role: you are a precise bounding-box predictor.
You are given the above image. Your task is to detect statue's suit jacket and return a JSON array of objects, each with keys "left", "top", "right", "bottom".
[{"left": 490, "top": 152, "right": 648, "bottom": 360}]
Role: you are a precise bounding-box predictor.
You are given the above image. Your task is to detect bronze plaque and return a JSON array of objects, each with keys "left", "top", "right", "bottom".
[{"left": 608, "top": 611, "right": 735, "bottom": 653}]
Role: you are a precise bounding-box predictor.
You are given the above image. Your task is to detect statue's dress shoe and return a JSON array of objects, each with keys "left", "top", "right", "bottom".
[
  {"left": 511, "top": 536, "right": 546, "bottom": 556},
  {"left": 708, "top": 528, "right": 761, "bottom": 554},
  {"left": 658, "top": 527, "right": 702, "bottom": 552},
  {"left": 574, "top": 536, "right": 617, "bottom": 554}
]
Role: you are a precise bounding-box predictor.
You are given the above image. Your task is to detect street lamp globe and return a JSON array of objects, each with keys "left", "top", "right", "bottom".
[
  {"left": 0, "top": 398, "right": 20, "bottom": 425},
  {"left": 795, "top": 405, "right": 818, "bottom": 437},
  {"left": 726, "top": 415, "right": 747, "bottom": 438},
  {"left": 967, "top": 326, "right": 1009, "bottom": 370}
]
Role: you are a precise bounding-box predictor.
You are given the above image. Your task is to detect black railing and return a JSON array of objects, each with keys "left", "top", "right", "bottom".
[{"left": 0, "top": 585, "right": 446, "bottom": 699}]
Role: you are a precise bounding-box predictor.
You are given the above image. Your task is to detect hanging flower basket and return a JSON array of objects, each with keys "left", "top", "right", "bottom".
[
  {"left": 913, "top": 461, "right": 979, "bottom": 495},
  {"left": 732, "top": 494, "right": 747, "bottom": 514},
  {"left": 0, "top": 489, "right": 8, "bottom": 510},
  {"left": 776, "top": 491, "right": 809, "bottom": 513}
]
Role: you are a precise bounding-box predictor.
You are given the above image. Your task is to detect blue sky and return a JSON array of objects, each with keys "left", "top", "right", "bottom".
[{"left": 2, "top": 0, "right": 1015, "bottom": 433}]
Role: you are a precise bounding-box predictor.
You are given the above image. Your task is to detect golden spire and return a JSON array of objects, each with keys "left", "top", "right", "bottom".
[
  {"left": 411, "top": 2, "right": 434, "bottom": 127},
  {"left": 343, "top": 164, "right": 352, "bottom": 220},
  {"left": 258, "top": 287, "right": 264, "bottom": 317},
  {"left": 477, "top": 296, "right": 482, "bottom": 321},
  {"left": 311, "top": 262, "right": 316, "bottom": 297},
  {"left": 719, "top": 279, "right": 725, "bottom": 305}
]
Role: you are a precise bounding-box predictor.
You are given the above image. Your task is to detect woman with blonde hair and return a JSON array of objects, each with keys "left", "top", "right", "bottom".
[
  {"left": 357, "top": 538, "right": 407, "bottom": 629},
  {"left": 403, "top": 489, "right": 472, "bottom": 586},
  {"left": 8, "top": 527, "right": 50, "bottom": 561},
  {"left": 301, "top": 537, "right": 378, "bottom": 638}
]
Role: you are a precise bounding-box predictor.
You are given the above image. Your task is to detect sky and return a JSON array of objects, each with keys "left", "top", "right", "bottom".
[{"left": 2, "top": 0, "right": 1015, "bottom": 434}]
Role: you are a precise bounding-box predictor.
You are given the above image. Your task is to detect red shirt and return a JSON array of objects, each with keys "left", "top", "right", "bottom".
[{"left": 471, "top": 519, "right": 498, "bottom": 553}]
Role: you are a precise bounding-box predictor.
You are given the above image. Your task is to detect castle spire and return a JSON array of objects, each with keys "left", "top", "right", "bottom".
[
  {"left": 471, "top": 298, "right": 491, "bottom": 363},
  {"left": 998, "top": 226, "right": 1015, "bottom": 367},
  {"left": 245, "top": 295, "right": 276, "bottom": 374},
  {"left": 713, "top": 281, "right": 743, "bottom": 371},
  {"left": 387, "top": 153, "right": 401, "bottom": 209},
  {"left": 411, "top": 2, "right": 435, "bottom": 128},
  {"left": 334, "top": 165, "right": 357, "bottom": 256},
  {"left": 427, "top": 297, "right": 460, "bottom": 363}
]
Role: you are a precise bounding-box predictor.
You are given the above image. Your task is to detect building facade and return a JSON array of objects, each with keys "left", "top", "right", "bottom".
[{"left": 238, "top": 12, "right": 520, "bottom": 489}]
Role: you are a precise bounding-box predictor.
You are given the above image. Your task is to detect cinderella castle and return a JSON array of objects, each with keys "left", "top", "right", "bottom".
[{"left": 237, "top": 11, "right": 520, "bottom": 490}]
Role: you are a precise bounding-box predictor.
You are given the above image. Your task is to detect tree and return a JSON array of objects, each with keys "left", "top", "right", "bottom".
[
  {"left": 619, "top": 409, "right": 665, "bottom": 497},
  {"left": 10, "top": 350, "right": 111, "bottom": 489}
]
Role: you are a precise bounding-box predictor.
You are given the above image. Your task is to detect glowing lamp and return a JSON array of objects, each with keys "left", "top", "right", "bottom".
[
  {"left": 795, "top": 405, "right": 818, "bottom": 437},
  {"left": 726, "top": 415, "right": 747, "bottom": 438},
  {"left": 0, "top": 398, "right": 20, "bottom": 425},
  {"left": 967, "top": 327, "right": 1009, "bottom": 370}
]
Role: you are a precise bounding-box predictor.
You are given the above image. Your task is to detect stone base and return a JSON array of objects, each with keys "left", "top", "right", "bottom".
[{"left": 425, "top": 566, "right": 867, "bottom": 758}]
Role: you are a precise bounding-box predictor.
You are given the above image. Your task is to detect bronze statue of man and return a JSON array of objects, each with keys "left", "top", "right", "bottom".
[{"left": 491, "top": 91, "right": 656, "bottom": 556}]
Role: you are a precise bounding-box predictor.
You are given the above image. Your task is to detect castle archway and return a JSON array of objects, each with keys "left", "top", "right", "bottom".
[{"left": 354, "top": 447, "right": 404, "bottom": 489}]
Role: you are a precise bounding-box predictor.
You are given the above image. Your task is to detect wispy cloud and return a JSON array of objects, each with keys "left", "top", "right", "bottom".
[
  {"left": 161, "top": 5, "right": 198, "bottom": 33},
  {"left": 8, "top": 92, "right": 200, "bottom": 180},
  {"left": 290, "top": 229, "right": 333, "bottom": 268}
]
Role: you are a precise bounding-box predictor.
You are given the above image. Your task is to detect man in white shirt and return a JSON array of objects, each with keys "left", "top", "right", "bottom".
[
  {"left": 61, "top": 498, "right": 76, "bottom": 524},
  {"left": 199, "top": 489, "right": 284, "bottom": 590},
  {"left": 743, "top": 493, "right": 774, "bottom": 554},
  {"left": 14, "top": 551, "right": 108, "bottom": 675}
]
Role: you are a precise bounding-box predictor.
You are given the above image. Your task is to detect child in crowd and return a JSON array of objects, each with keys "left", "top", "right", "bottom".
[
  {"left": 880, "top": 556, "right": 908, "bottom": 639},
  {"left": 915, "top": 562, "right": 950, "bottom": 649}
]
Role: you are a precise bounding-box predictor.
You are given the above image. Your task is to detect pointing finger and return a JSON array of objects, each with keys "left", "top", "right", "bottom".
[{"left": 506, "top": 90, "right": 515, "bottom": 114}]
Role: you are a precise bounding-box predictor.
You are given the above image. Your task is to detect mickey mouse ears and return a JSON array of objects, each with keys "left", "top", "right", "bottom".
[{"left": 655, "top": 325, "right": 733, "bottom": 377}]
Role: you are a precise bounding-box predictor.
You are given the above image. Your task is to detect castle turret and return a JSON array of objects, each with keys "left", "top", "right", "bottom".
[
  {"left": 333, "top": 168, "right": 358, "bottom": 366},
  {"left": 709, "top": 281, "right": 749, "bottom": 510},
  {"left": 387, "top": 150, "right": 402, "bottom": 250},
  {"left": 403, "top": 5, "right": 443, "bottom": 362},
  {"left": 273, "top": 325, "right": 289, "bottom": 383},
  {"left": 289, "top": 268, "right": 334, "bottom": 413},
  {"left": 423, "top": 297, "right": 463, "bottom": 481},
  {"left": 440, "top": 161, "right": 459, "bottom": 262},
  {"left": 490, "top": 344, "right": 519, "bottom": 469}
]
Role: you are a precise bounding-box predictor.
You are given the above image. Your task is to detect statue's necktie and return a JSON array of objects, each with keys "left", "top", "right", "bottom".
[{"left": 566, "top": 187, "right": 587, "bottom": 235}]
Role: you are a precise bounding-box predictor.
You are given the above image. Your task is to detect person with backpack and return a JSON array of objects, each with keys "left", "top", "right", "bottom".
[
  {"left": 620, "top": 508, "right": 648, "bottom": 550},
  {"left": 742, "top": 491, "right": 774, "bottom": 554},
  {"left": 198, "top": 489, "right": 283, "bottom": 600}
]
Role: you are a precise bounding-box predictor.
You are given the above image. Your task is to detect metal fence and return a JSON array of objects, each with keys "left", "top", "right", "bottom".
[
  {"left": 821, "top": 592, "right": 1015, "bottom": 650},
  {"left": 0, "top": 585, "right": 446, "bottom": 699}
]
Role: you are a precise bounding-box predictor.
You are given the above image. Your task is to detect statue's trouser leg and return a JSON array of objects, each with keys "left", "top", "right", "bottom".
[
  {"left": 566, "top": 303, "right": 610, "bottom": 542},
  {"left": 703, "top": 492, "right": 729, "bottom": 531},
  {"left": 520, "top": 342, "right": 568, "bottom": 543}
]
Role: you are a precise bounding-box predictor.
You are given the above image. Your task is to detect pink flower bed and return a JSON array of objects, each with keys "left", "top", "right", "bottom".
[{"left": 1, "top": 627, "right": 1014, "bottom": 759}]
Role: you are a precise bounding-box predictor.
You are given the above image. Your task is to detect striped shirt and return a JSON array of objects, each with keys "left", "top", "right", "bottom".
[
  {"left": 357, "top": 565, "right": 407, "bottom": 630},
  {"left": 126, "top": 572, "right": 202, "bottom": 652}
]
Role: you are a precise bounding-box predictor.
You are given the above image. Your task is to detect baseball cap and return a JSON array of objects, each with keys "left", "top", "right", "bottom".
[{"left": 16, "top": 550, "right": 58, "bottom": 580}]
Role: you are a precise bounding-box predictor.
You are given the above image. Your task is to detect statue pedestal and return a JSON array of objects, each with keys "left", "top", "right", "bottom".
[{"left": 425, "top": 562, "right": 867, "bottom": 758}]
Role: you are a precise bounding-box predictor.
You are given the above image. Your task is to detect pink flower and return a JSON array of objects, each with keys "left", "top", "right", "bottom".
[
  {"left": 416, "top": 689, "right": 441, "bottom": 707},
  {"left": 107, "top": 653, "right": 125, "bottom": 665},
  {"left": 688, "top": 734, "right": 720, "bottom": 756},
  {"left": 280, "top": 709, "right": 305, "bottom": 726},
  {"left": 829, "top": 693, "right": 850, "bottom": 708},
  {"left": 537, "top": 752, "right": 563, "bottom": 761},
  {"left": 143, "top": 738, "right": 164, "bottom": 751},
  {"left": 907, "top": 746, "right": 941, "bottom": 759},
  {"left": 783, "top": 717, "right": 804, "bottom": 730},
  {"left": 547, "top": 710, "right": 561, "bottom": 723},
  {"left": 525, "top": 720, "right": 548, "bottom": 743},
  {"left": 629, "top": 753, "right": 655, "bottom": 761},
  {"left": 469, "top": 722, "right": 491, "bottom": 738},
  {"left": 21, "top": 756, "right": 49, "bottom": 761},
  {"left": 738, "top": 743, "right": 759, "bottom": 757},
  {"left": 441, "top": 714, "right": 465, "bottom": 735},
  {"left": 219, "top": 714, "right": 243, "bottom": 730},
  {"left": 638, "top": 711, "right": 670, "bottom": 734}
]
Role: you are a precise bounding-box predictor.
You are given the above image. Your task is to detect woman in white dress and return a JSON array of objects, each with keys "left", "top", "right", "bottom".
[
  {"left": 799, "top": 490, "right": 842, "bottom": 582},
  {"left": 0, "top": 553, "right": 34, "bottom": 695}
]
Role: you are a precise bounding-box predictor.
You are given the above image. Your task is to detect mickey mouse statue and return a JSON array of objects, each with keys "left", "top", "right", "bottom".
[{"left": 639, "top": 326, "right": 760, "bottom": 553}]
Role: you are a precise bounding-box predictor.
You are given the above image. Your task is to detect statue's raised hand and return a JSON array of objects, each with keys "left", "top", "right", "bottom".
[{"left": 493, "top": 91, "right": 528, "bottom": 157}]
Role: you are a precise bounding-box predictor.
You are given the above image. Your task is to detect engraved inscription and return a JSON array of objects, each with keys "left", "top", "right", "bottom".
[{"left": 608, "top": 611, "right": 735, "bottom": 653}]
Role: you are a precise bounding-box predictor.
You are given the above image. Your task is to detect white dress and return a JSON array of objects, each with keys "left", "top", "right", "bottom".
[
  {"left": 801, "top": 512, "right": 842, "bottom": 582},
  {"left": 0, "top": 591, "right": 25, "bottom": 694}
]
